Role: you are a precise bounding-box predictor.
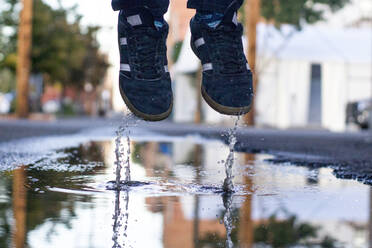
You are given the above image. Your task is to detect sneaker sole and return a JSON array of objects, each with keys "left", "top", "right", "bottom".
[
  {"left": 119, "top": 84, "right": 172, "bottom": 121},
  {"left": 201, "top": 85, "right": 251, "bottom": 116}
]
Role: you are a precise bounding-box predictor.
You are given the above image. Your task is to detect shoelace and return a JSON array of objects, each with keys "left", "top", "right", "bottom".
[
  {"left": 209, "top": 25, "right": 246, "bottom": 74},
  {"left": 131, "top": 28, "right": 164, "bottom": 80}
]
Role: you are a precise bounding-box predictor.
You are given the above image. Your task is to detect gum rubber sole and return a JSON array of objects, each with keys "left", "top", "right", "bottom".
[
  {"left": 201, "top": 85, "right": 251, "bottom": 116},
  {"left": 119, "top": 85, "right": 172, "bottom": 122}
]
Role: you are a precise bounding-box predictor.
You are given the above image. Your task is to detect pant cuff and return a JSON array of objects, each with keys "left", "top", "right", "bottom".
[{"left": 187, "top": 2, "right": 229, "bottom": 13}]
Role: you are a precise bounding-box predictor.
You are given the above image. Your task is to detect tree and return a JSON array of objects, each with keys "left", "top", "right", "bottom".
[
  {"left": 260, "top": 0, "right": 350, "bottom": 28},
  {"left": 0, "top": 0, "right": 109, "bottom": 89},
  {"left": 0, "top": 0, "right": 19, "bottom": 72}
]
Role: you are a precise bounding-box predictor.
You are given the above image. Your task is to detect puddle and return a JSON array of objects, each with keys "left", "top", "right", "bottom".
[{"left": 0, "top": 133, "right": 371, "bottom": 248}]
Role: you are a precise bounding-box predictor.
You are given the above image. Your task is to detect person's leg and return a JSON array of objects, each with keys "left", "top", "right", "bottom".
[
  {"left": 187, "top": 0, "right": 243, "bottom": 14},
  {"left": 188, "top": 0, "right": 253, "bottom": 116},
  {"left": 113, "top": 0, "right": 173, "bottom": 121},
  {"left": 112, "top": 0, "right": 169, "bottom": 19}
]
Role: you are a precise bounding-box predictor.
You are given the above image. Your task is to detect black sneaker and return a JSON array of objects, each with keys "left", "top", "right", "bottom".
[
  {"left": 117, "top": 10, "right": 173, "bottom": 121},
  {"left": 190, "top": 12, "right": 253, "bottom": 116}
]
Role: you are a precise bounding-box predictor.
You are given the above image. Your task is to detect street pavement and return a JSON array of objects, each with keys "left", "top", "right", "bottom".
[{"left": 1, "top": 115, "right": 372, "bottom": 184}]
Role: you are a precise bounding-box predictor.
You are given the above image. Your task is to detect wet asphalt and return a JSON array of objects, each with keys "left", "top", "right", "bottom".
[{"left": 1, "top": 115, "right": 372, "bottom": 185}]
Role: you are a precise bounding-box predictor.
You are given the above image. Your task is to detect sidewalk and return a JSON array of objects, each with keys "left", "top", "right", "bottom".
[
  {"left": 0, "top": 115, "right": 125, "bottom": 142},
  {"left": 1, "top": 116, "right": 372, "bottom": 184}
]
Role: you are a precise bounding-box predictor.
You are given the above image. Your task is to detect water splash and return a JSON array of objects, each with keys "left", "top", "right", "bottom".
[
  {"left": 122, "top": 191, "right": 130, "bottom": 247},
  {"left": 221, "top": 117, "right": 242, "bottom": 247},
  {"left": 112, "top": 114, "right": 137, "bottom": 247},
  {"left": 222, "top": 193, "right": 234, "bottom": 248},
  {"left": 114, "top": 115, "right": 135, "bottom": 188},
  {"left": 222, "top": 117, "right": 240, "bottom": 192},
  {"left": 112, "top": 190, "right": 122, "bottom": 247},
  {"left": 112, "top": 190, "right": 131, "bottom": 248},
  {"left": 124, "top": 134, "right": 131, "bottom": 182}
]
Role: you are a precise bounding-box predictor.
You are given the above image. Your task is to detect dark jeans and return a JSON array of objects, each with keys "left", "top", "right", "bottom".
[{"left": 112, "top": 0, "right": 244, "bottom": 16}]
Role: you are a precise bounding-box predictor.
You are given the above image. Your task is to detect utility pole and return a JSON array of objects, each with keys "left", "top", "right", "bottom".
[
  {"left": 16, "top": 0, "right": 33, "bottom": 118},
  {"left": 239, "top": 155, "right": 254, "bottom": 248},
  {"left": 241, "top": 6, "right": 259, "bottom": 243},
  {"left": 12, "top": 166, "right": 27, "bottom": 248},
  {"left": 195, "top": 68, "right": 203, "bottom": 124},
  {"left": 244, "top": 0, "right": 260, "bottom": 126}
]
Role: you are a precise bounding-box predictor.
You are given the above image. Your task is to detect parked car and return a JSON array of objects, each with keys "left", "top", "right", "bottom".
[{"left": 346, "top": 99, "right": 372, "bottom": 130}]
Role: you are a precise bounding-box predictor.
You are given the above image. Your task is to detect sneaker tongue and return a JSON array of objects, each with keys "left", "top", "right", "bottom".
[{"left": 220, "top": 9, "right": 239, "bottom": 28}]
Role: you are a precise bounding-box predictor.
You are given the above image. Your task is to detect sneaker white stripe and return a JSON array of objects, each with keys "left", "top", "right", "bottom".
[
  {"left": 232, "top": 12, "right": 238, "bottom": 26},
  {"left": 120, "top": 37, "right": 127, "bottom": 45},
  {"left": 120, "top": 64, "right": 131, "bottom": 72},
  {"left": 127, "top": 15, "right": 142, "bottom": 26},
  {"left": 195, "top": 38, "right": 205, "bottom": 48},
  {"left": 202, "top": 63, "right": 213, "bottom": 71}
]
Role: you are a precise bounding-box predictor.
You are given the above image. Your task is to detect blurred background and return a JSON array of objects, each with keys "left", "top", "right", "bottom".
[{"left": 0, "top": 0, "right": 371, "bottom": 131}]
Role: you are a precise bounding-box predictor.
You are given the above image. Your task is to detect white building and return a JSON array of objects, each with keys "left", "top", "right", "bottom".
[
  {"left": 173, "top": 24, "right": 372, "bottom": 131},
  {"left": 255, "top": 24, "right": 372, "bottom": 131}
]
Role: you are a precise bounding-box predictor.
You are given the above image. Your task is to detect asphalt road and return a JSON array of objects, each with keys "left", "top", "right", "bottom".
[{"left": 1, "top": 116, "right": 372, "bottom": 185}]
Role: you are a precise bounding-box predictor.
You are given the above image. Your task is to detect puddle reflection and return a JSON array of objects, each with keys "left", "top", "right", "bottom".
[{"left": 0, "top": 137, "right": 371, "bottom": 248}]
